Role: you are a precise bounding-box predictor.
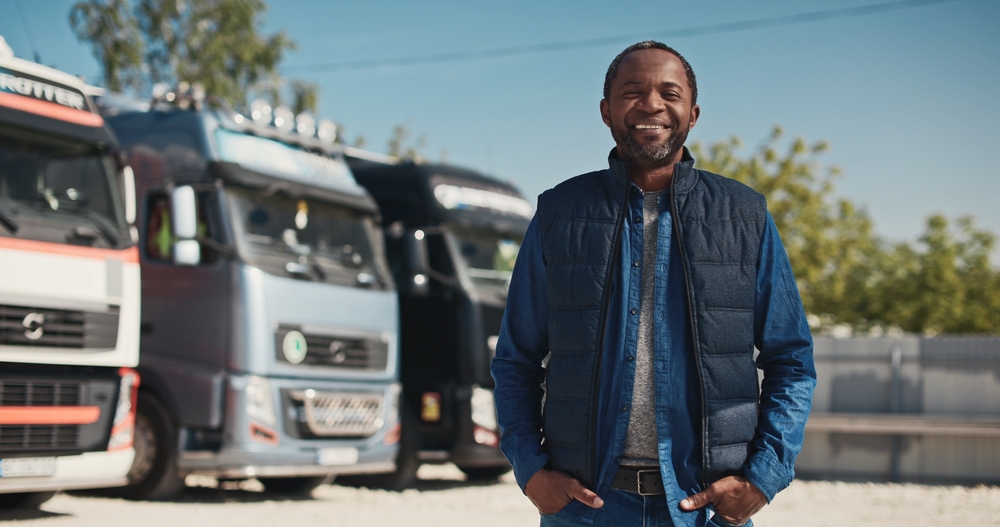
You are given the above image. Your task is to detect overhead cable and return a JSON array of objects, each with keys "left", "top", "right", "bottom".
[{"left": 283, "top": 0, "right": 959, "bottom": 74}]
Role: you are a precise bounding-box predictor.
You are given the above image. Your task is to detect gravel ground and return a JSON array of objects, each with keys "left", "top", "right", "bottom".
[{"left": 2, "top": 465, "right": 998, "bottom": 526}]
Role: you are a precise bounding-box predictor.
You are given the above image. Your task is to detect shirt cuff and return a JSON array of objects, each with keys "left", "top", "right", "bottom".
[
  {"left": 512, "top": 452, "right": 550, "bottom": 493},
  {"left": 743, "top": 449, "right": 792, "bottom": 502}
]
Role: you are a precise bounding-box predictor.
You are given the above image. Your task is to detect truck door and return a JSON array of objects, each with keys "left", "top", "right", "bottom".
[{"left": 139, "top": 188, "right": 229, "bottom": 429}]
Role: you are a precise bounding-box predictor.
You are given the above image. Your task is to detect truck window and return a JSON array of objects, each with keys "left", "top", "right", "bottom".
[
  {"left": 144, "top": 191, "right": 221, "bottom": 264},
  {"left": 450, "top": 225, "right": 522, "bottom": 291},
  {"left": 0, "top": 127, "right": 129, "bottom": 247},
  {"left": 226, "top": 186, "right": 388, "bottom": 289}
]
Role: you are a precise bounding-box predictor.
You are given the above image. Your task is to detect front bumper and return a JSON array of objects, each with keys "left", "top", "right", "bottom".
[
  {"left": 177, "top": 375, "right": 400, "bottom": 479},
  {"left": 0, "top": 449, "right": 134, "bottom": 494}
]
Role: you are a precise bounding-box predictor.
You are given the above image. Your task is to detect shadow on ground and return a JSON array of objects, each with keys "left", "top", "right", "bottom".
[{"left": 0, "top": 509, "right": 69, "bottom": 522}]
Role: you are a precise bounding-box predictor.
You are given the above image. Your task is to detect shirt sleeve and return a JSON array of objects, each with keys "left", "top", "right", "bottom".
[
  {"left": 743, "top": 212, "right": 817, "bottom": 501},
  {"left": 490, "top": 215, "right": 551, "bottom": 492}
]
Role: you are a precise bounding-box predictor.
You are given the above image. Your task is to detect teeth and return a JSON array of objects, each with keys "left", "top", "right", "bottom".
[{"left": 634, "top": 125, "right": 664, "bottom": 130}]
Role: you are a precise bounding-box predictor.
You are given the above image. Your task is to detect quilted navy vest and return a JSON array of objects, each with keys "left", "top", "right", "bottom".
[{"left": 536, "top": 150, "right": 766, "bottom": 488}]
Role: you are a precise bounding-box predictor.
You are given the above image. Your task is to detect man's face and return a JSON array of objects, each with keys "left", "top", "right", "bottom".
[{"left": 600, "top": 49, "right": 700, "bottom": 164}]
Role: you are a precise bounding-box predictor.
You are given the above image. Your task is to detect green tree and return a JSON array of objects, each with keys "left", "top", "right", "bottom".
[
  {"left": 875, "top": 215, "right": 1000, "bottom": 334},
  {"left": 70, "top": 0, "right": 296, "bottom": 108},
  {"left": 68, "top": 0, "right": 144, "bottom": 93}
]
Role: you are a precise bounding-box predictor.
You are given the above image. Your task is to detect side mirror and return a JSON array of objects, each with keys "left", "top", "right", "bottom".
[
  {"left": 171, "top": 185, "right": 201, "bottom": 266},
  {"left": 406, "top": 229, "right": 430, "bottom": 296},
  {"left": 122, "top": 165, "right": 136, "bottom": 225}
]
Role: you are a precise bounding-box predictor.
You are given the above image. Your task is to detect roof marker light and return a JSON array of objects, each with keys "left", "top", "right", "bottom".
[
  {"left": 317, "top": 119, "right": 337, "bottom": 144},
  {"left": 295, "top": 112, "right": 316, "bottom": 136},
  {"left": 250, "top": 98, "right": 272, "bottom": 123},
  {"left": 272, "top": 106, "right": 294, "bottom": 131}
]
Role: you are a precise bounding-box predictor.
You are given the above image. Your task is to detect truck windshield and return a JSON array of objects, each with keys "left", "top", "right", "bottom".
[
  {"left": 450, "top": 225, "right": 522, "bottom": 292},
  {"left": 0, "top": 127, "right": 128, "bottom": 247},
  {"left": 226, "top": 186, "right": 388, "bottom": 289}
]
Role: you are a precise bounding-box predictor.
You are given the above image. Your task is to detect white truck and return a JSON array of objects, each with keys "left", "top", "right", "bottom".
[{"left": 0, "top": 41, "right": 141, "bottom": 508}]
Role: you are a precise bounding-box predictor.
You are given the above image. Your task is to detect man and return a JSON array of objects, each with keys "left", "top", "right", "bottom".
[{"left": 491, "top": 41, "right": 816, "bottom": 527}]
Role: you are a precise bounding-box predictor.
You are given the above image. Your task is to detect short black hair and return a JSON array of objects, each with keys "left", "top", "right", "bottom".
[{"left": 603, "top": 40, "right": 697, "bottom": 105}]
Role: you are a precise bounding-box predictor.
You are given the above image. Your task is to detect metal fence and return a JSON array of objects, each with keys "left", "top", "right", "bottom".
[{"left": 796, "top": 336, "right": 1000, "bottom": 484}]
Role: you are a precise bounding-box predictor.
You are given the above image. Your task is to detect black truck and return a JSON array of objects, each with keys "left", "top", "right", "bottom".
[{"left": 343, "top": 152, "right": 532, "bottom": 488}]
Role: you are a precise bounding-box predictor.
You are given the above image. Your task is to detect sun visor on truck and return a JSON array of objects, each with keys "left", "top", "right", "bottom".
[{"left": 209, "top": 161, "right": 379, "bottom": 213}]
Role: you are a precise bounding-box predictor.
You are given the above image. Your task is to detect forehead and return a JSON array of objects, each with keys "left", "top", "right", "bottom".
[{"left": 612, "top": 49, "right": 689, "bottom": 92}]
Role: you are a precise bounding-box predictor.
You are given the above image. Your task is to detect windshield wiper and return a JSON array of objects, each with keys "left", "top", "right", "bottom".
[
  {"left": 0, "top": 204, "right": 18, "bottom": 234},
  {"left": 59, "top": 207, "right": 119, "bottom": 247}
]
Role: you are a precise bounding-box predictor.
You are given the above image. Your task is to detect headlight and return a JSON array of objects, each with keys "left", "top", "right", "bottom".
[
  {"left": 245, "top": 375, "right": 276, "bottom": 426},
  {"left": 107, "top": 367, "right": 140, "bottom": 451},
  {"left": 470, "top": 385, "right": 498, "bottom": 431}
]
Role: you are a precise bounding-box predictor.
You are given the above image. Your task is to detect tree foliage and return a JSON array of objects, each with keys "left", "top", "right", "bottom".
[
  {"left": 691, "top": 126, "right": 1000, "bottom": 335},
  {"left": 69, "top": 0, "right": 301, "bottom": 108}
]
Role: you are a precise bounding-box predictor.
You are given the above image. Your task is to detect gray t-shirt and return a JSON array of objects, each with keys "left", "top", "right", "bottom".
[{"left": 621, "top": 189, "right": 663, "bottom": 466}]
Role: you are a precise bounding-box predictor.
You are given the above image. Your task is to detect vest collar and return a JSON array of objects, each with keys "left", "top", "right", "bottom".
[{"left": 605, "top": 147, "right": 698, "bottom": 195}]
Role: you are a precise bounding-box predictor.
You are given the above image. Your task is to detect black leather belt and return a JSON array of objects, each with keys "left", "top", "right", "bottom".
[{"left": 610, "top": 466, "right": 664, "bottom": 495}]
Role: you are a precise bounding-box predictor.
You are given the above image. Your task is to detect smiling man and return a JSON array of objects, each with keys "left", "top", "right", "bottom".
[{"left": 491, "top": 41, "right": 816, "bottom": 527}]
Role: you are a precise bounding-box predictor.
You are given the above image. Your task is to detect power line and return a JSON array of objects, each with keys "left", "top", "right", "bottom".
[
  {"left": 283, "top": 0, "right": 959, "bottom": 74},
  {"left": 12, "top": 0, "right": 42, "bottom": 63}
]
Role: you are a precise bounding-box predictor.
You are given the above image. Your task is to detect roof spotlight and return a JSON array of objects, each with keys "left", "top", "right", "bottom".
[
  {"left": 273, "top": 106, "right": 294, "bottom": 131},
  {"left": 317, "top": 119, "right": 338, "bottom": 144},
  {"left": 295, "top": 112, "right": 316, "bottom": 136},
  {"left": 250, "top": 99, "right": 272, "bottom": 124}
]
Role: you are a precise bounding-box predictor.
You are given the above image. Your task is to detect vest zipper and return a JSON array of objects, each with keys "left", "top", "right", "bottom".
[
  {"left": 670, "top": 170, "right": 710, "bottom": 489},
  {"left": 588, "top": 181, "right": 629, "bottom": 486}
]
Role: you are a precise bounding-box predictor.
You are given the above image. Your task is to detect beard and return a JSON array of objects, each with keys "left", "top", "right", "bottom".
[{"left": 610, "top": 120, "right": 689, "bottom": 162}]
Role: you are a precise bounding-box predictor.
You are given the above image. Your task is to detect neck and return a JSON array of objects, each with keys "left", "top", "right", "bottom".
[{"left": 624, "top": 149, "right": 685, "bottom": 192}]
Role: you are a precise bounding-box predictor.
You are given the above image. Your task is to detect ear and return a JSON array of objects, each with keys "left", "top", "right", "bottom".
[
  {"left": 600, "top": 99, "right": 611, "bottom": 128},
  {"left": 688, "top": 104, "right": 701, "bottom": 130}
]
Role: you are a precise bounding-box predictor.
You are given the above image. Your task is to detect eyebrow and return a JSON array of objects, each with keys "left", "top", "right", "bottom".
[{"left": 617, "top": 80, "right": 685, "bottom": 91}]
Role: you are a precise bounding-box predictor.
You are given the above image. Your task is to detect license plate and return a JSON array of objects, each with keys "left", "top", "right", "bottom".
[
  {"left": 316, "top": 447, "right": 358, "bottom": 466},
  {"left": 0, "top": 457, "right": 56, "bottom": 478}
]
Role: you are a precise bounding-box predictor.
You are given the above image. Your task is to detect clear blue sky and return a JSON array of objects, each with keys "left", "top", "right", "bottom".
[{"left": 3, "top": 0, "right": 998, "bottom": 253}]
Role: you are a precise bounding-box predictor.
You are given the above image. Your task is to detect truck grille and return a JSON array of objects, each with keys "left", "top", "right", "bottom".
[
  {"left": 0, "top": 380, "right": 83, "bottom": 406},
  {"left": 0, "top": 304, "right": 119, "bottom": 349},
  {"left": 274, "top": 326, "right": 389, "bottom": 371},
  {"left": 287, "top": 390, "right": 385, "bottom": 438},
  {"left": 0, "top": 374, "right": 118, "bottom": 456},
  {"left": 0, "top": 425, "right": 79, "bottom": 450}
]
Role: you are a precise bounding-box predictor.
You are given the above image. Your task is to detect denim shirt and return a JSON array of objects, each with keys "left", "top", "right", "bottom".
[{"left": 492, "top": 183, "right": 816, "bottom": 526}]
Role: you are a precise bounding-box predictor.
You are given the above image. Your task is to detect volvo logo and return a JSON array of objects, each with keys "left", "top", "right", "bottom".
[
  {"left": 329, "top": 341, "right": 348, "bottom": 364},
  {"left": 22, "top": 313, "right": 46, "bottom": 341}
]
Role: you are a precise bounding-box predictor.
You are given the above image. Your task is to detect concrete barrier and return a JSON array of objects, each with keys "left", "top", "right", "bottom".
[{"left": 796, "top": 336, "right": 1000, "bottom": 484}]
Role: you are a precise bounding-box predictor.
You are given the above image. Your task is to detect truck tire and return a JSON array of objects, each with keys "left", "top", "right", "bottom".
[
  {"left": 118, "top": 394, "right": 184, "bottom": 500},
  {"left": 456, "top": 465, "right": 511, "bottom": 481},
  {"left": 258, "top": 476, "right": 328, "bottom": 495},
  {"left": 0, "top": 491, "right": 57, "bottom": 509},
  {"left": 338, "top": 404, "right": 420, "bottom": 491}
]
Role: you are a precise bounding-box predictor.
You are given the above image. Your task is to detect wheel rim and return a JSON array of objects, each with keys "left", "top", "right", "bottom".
[{"left": 128, "top": 412, "right": 158, "bottom": 482}]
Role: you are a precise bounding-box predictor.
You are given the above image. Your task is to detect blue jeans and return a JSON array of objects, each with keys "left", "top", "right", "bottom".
[{"left": 538, "top": 490, "right": 753, "bottom": 527}]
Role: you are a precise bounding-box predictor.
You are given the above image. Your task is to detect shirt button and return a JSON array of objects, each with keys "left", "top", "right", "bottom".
[
  {"left": 630, "top": 308, "right": 638, "bottom": 315},
  {"left": 627, "top": 356, "right": 634, "bottom": 362},
  {"left": 634, "top": 216, "right": 642, "bottom": 223},
  {"left": 621, "top": 406, "right": 628, "bottom": 412},
  {"left": 615, "top": 457, "right": 622, "bottom": 463},
  {"left": 632, "top": 260, "right": 640, "bottom": 267}
]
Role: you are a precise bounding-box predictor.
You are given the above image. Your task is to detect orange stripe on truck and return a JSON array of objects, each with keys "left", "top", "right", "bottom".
[
  {"left": 0, "top": 237, "right": 138, "bottom": 263},
  {"left": 0, "top": 91, "right": 104, "bottom": 127},
  {"left": 0, "top": 406, "right": 101, "bottom": 425}
]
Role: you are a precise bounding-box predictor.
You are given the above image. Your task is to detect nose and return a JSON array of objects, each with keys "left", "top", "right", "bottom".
[{"left": 636, "top": 91, "right": 666, "bottom": 114}]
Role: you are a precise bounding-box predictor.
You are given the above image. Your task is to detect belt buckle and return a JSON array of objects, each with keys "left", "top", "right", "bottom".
[{"left": 635, "top": 468, "right": 659, "bottom": 496}]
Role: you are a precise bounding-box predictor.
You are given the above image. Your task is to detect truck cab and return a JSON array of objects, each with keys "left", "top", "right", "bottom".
[
  {"left": 345, "top": 155, "right": 531, "bottom": 487},
  {"left": 100, "top": 92, "right": 400, "bottom": 499},
  {"left": 0, "top": 45, "right": 140, "bottom": 508}
]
